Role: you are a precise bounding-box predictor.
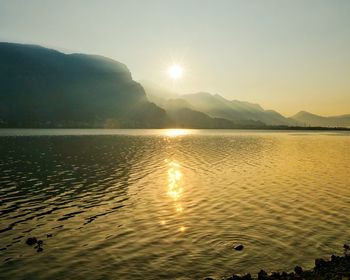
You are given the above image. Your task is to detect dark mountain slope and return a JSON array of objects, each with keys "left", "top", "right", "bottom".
[{"left": 0, "top": 42, "right": 167, "bottom": 128}]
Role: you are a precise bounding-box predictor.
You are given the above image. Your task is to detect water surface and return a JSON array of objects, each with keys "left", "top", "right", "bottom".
[{"left": 1, "top": 129, "right": 350, "bottom": 279}]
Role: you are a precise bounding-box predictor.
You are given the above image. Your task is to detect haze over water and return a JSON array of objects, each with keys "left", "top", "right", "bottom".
[{"left": 1, "top": 129, "right": 350, "bottom": 279}]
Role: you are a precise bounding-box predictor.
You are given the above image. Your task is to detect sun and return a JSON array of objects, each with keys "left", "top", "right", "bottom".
[{"left": 168, "top": 64, "right": 183, "bottom": 80}]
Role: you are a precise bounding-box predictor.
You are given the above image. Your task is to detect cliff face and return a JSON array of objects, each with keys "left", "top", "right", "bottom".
[{"left": 0, "top": 42, "right": 167, "bottom": 128}]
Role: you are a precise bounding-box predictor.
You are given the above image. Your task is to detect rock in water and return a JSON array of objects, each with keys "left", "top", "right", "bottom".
[
  {"left": 234, "top": 244, "right": 244, "bottom": 251},
  {"left": 26, "top": 237, "right": 37, "bottom": 246},
  {"left": 229, "top": 275, "right": 242, "bottom": 280},
  {"left": 294, "top": 265, "right": 303, "bottom": 275},
  {"left": 241, "top": 273, "right": 252, "bottom": 279},
  {"left": 257, "top": 269, "right": 267, "bottom": 279}
]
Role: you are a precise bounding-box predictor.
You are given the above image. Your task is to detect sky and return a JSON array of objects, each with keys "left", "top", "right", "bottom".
[{"left": 0, "top": 0, "right": 349, "bottom": 116}]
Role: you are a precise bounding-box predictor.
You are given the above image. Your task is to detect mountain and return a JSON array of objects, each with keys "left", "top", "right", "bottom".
[
  {"left": 142, "top": 81, "right": 265, "bottom": 128},
  {"left": 2, "top": 43, "right": 347, "bottom": 129},
  {"left": 140, "top": 80, "right": 181, "bottom": 107},
  {"left": 141, "top": 81, "right": 194, "bottom": 111},
  {"left": 1, "top": 43, "right": 264, "bottom": 129},
  {"left": 180, "top": 92, "right": 298, "bottom": 126},
  {"left": 167, "top": 107, "right": 265, "bottom": 128},
  {"left": 0, "top": 42, "right": 167, "bottom": 128},
  {"left": 290, "top": 111, "right": 350, "bottom": 128},
  {"left": 143, "top": 82, "right": 296, "bottom": 126}
]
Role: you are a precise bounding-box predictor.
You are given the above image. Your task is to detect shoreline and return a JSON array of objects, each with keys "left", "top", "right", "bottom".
[
  {"left": 0, "top": 127, "right": 349, "bottom": 131},
  {"left": 208, "top": 252, "right": 350, "bottom": 280}
]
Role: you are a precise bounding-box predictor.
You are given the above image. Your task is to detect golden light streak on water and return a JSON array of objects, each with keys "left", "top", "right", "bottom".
[
  {"left": 166, "top": 160, "right": 186, "bottom": 232},
  {"left": 164, "top": 129, "right": 189, "bottom": 137},
  {"left": 167, "top": 161, "right": 183, "bottom": 202},
  {"left": 1, "top": 130, "right": 350, "bottom": 280}
]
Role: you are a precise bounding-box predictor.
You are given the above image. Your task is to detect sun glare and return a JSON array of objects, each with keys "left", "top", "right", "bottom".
[
  {"left": 168, "top": 64, "right": 183, "bottom": 80},
  {"left": 164, "top": 129, "right": 188, "bottom": 137}
]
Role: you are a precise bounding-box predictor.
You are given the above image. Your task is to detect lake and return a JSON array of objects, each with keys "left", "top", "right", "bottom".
[{"left": 1, "top": 129, "right": 349, "bottom": 279}]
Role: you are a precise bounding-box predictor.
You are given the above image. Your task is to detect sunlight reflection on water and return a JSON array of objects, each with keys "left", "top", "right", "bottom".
[
  {"left": 0, "top": 131, "right": 350, "bottom": 280},
  {"left": 164, "top": 129, "right": 190, "bottom": 137},
  {"left": 166, "top": 160, "right": 185, "bottom": 232}
]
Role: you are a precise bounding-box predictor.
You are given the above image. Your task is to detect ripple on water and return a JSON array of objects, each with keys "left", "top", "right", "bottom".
[{"left": 0, "top": 132, "right": 350, "bottom": 279}]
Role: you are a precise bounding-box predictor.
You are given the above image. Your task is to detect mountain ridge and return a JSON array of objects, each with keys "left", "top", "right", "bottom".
[
  {"left": 0, "top": 42, "right": 349, "bottom": 129},
  {"left": 142, "top": 81, "right": 350, "bottom": 128},
  {"left": 143, "top": 82, "right": 298, "bottom": 126},
  {"left": 290, "top": 111, "right": 350, "bottom": 127},
  {"left": 0, "top": 42, "right": 264, "bottom": 129},
  {"left": 0, "top": 42, "right": 167, "bottom": 128}
]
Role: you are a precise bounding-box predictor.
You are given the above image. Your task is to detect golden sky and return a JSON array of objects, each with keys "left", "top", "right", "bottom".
[{"left": 1, "top": 0, "right": 349, "bottom": 116}]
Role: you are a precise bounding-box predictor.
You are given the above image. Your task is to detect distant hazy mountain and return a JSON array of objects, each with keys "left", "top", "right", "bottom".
[
  {"left": 0, "top": 42, "right": 167, "bottom": 128},
  {"left": 2, "top": 43, "right": 347, "bottom": 129},
  {"left": 290, "top": 111, "right": 350, "bottom": 127},
  {"left": 140, "top": 81, "right": 181, "bottom": 106},
  {"left": 141, "top": 81, "right": 193, "bottom": 111},
  {"left": 143, "top": 82, "right": 296, "bottom": 126},
  {"left": 142, "top": 81, "right": 265, "bottom": 128},
  {"left": 168, "top": 107, "right": 265, "bottom": 128},
  {"left": 181, "top": 92, "right": 296, "bottom": 126}
]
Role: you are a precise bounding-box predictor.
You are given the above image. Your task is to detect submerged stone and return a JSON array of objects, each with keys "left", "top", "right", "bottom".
[
  {"left": 241, "top": 273, "right": 251, "bottom": 280},
  {"left": 218, "top": 253, "right": 350, "bottom": 280},
  {"left": 25, "top": 237, "right": 37, "bottom": 246},
  {"left": 270, "top": 271, "right": 280, "bottom": 278},
  {"left": 227, "top": 274, "right": 240, "bottom": 280},
  {"left": 315, "top": 258, "right": 326, "bottom": 269},
  {"left": 234, "top": 244, "right": 244, "bottom": 251},
  {"left": 294, "top": 265, "right": 303, "bottom": 275},
  {"left": 257, "top": 269, "right": 267, "bottom": 280}
]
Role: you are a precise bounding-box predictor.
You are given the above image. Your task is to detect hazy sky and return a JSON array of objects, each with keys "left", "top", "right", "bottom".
[{"left": 1, "top": 0, "right": 349, "bottom": 116}]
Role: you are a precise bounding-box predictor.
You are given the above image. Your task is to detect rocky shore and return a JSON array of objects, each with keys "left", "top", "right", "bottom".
[{"left": 206, "top": 247, "right": 350, "bottom": 280}]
